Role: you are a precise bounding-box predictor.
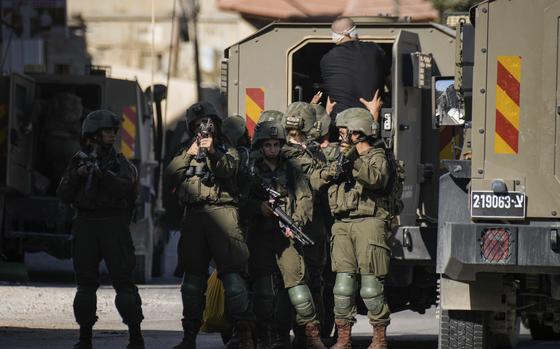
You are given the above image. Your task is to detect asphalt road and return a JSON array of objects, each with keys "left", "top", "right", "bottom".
[{"left": 0, "top": 252, "right": 559, "bottom": 349}]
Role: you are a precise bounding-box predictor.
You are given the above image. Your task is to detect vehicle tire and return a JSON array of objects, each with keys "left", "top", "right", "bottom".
[
  {"left": 439, "top": 310, "right": 489, "bottom": 349},
  {"left": 528, "top": 319, "right": 560, "bottom": 341}
]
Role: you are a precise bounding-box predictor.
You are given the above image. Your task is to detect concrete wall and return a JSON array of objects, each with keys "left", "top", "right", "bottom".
[{"left": 67, "top": 0, "right": 256, "bottom": 126}]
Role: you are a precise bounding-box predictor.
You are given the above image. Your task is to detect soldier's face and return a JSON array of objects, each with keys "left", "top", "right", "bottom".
[
  {"left": 262, "top": 139, "right": 281, "bottom": 159},
  {"left": 100, "top": 128, "right": 117, "bottom": 145},
  {"left": 338, "top": 127, "right": 350, "bottom": 145}
]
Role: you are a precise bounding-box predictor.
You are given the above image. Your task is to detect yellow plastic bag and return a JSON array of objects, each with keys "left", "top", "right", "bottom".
[{"left": 200, "top": 270, "right": 230, "bottom": 333}]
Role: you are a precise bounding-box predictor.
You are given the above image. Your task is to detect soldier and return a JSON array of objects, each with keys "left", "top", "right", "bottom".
[
  {"left": 258, "top": 109, "right": 284, "bottom": 124},
  {"left": 325, "top": 107, "right": 391, "bottom": 349},
  {"left": 245, "top": 120, "right": 326, "bottom": 349},
  {"left": 56, "top": 110, "right": 144, "bottom": 349},
  {"left": 311, "top": 103, "right": 339, "bottom": 163},
  {"left": 165, "top": 102, "right": 254, "bottom": 349},
  {"left": 281, "top": 102, "right": 329, "bottom": 344}
]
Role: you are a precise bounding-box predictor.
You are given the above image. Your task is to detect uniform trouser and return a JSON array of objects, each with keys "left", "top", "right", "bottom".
[
  {"left": 330, "top": 216, "right": 391, "bottom": 325},
  {"left": 71, "top": 214, "right": 143, "bottom": 327},
  {"left": 302, "top": 209, "right": 327, "bottom": 326},
  {"left": 247, "top": 226, "right": 316, "bottom": 326},
  {"left": 180, "top": 205, "right": 252, "bottom": 328}
]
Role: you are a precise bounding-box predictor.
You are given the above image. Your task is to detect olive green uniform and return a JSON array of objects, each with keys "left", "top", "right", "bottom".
[
  {"left": 282, "top": 142, "right": 329, "bottom": 320},
  {"left": 57, "top": 147, "right": 143, "bottom": 328},
  {"left": 165, "top": 140, "right": 253, "bottom": 336},
  {"left": 245, "top": 156, "right": 313, "bottom": 288},
  {"left": 328, "top": 147, "right": 391, "bottom": 325}
]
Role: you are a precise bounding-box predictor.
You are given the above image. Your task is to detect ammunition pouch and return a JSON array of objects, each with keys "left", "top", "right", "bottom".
[{"left": 328, "top": 183, "right": 361, "bottom": 216}]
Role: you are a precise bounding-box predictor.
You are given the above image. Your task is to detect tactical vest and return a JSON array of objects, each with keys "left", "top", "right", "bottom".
[
  {"left": 250, "top": 159, "right": 296, "bottom": 229},
  {"left": 176, "top": 143, "right": 237, "bottom": 206},
  {"left": 328, "top": 147, "right": 392, "bottom": 219}
]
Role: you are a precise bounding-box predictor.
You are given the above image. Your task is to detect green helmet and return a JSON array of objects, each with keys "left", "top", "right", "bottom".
[
  {"left": 82, "top": 110, "right": 121, "bottom": 137},
  {"left": 221, "top": 114, "right": 247, "bottom": 146},
  {"left": 258, "top": 110, "right": 284, "bottom": 124},
  {"left": 185, "top": 101, "right": 221, "bottom": 133},
  {"left": 252, "top": 120, "right": 286, "bottom": 147},
  {"left": 311, "top": 104, "right": 331, "bottom": 138},
  {"left": 338, "top": 108, "right": 377, "bottom": 137},
  {"left": 283, "top": 102, "right": 316, "bottom": 134}
]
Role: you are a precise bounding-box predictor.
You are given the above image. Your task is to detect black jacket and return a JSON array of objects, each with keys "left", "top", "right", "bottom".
[{"left": 320, "top": 40, "right": 389, "bottom": 116}]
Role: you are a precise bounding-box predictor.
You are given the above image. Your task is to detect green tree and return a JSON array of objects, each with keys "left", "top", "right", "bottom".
[{"left": 432, "top": 0, "right": 480, "bottom": 22}]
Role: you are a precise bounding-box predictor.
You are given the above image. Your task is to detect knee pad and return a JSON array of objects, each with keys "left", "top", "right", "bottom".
[
  {"left": 333, "top": 273, "right": 356, "bottom": 313},
  {"left": 252, "top": 275, "right": 275, "bottom": 319},
  {"left": 73, "top": 284, "right": 99, "bottom": 326},
  {"left": 360, "top": 275, "right": 384, "bottom": 316},
  {"left": 115, "top": 288, "right": 144, "bottom": 325},
  {"left": 181, "top": 273, "right": 207, "bottom": 315},
  {"left": 288, "top": 284, "right": 316, "bottom": 320},
  {"left": 221, "top": 273, "right": 250, "bottom": 316}
]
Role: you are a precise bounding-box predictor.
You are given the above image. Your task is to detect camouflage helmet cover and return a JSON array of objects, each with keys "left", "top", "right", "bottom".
[
  {"left": 283, "top": 102, "right": 316, "bottom": 134},
  {"left": 258, "top": 110, "right": 284, "bottom": 124},
  {"left": 252, "top": 120, "right": 286, "bottom": 147},
  {"left": 82, "top": 109, "right": 121, "bottom": 137},
  {"left": 185, "top": 101, "right": 221, "bottom": 132},
  {"left": 337, "top": 108, "right": 376, "bottom": 136},
  {"left": 311, "top": 104, "right": 330, "bottom": 138},
  {"left": 221, "top": 114, "right": 247, "bottom": 145}
]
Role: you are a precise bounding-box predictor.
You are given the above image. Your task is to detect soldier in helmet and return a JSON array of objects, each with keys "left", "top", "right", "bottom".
[
  {"left": 324, "top": 101, "right": 391, "bottom": 349},
  {"left": 281, "top": 101, "right": 330, "bottom": 344},
  {"left": 245, "top": 119, "right": 326, "bottom": 349},
  {"left": 57, "top": 110, "right": 144, "bottom": 349},
  {"left": 165, "top": 102, "right": 254, "bottom": 349},
  {"left": 258, "top": 109, "right": 284, "bottom": 124},
  {"left": 311, "top": 103, "right": 340, "bottom": 163}
]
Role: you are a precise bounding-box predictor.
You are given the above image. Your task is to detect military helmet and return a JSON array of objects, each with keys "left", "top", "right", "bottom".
[
  {"left": 82, "top": 110, "right": 121, "bottom": 137},
  {"left": 252, "top": 120, "right": 286, "bottom": 147},
  {"left": 339, "top": 108, "right": 376, "bottom": 136},
  {"left": 311, "top": 104, "right": 331, "bottom": 138},
  {"left": 185, "top": 101, "right": 221, "bottom": 132},
  {"left": 283, "top": 102, "right": 316, "bottom": 134},
  {"left": 221, "top": 114, "right": 247, "bottom": 146},
  {"left": 258, "top": 110, "right": 284, "bottom": 124}
]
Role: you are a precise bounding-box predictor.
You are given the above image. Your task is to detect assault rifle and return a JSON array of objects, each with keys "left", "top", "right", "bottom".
[
  {"left": 259, "top": 180, "right": 315, "bottom": 246},
  {"left": 195, "top": 119, "right": 215, "bottom": 161},
  {"left": 76, "top": 150, "right": 117, "bottom": 191},
  {"left": 333, "top": 150, "right": 355, "bottom": 190}
]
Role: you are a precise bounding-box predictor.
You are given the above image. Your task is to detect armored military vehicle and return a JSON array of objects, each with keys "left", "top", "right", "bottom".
[
  {"left": 435, "top": 0, "right": 560, "bottom": 348},
  {"left": 222, "top": 1, "right": 560, "bottom": 347},
  {"left": 0, "top": 71, "right": 162, "bottom": 283}
]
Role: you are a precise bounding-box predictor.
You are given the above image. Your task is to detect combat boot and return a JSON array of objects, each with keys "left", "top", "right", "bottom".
[
  {"left": 292, "top": 325, "right": 306, "bottom": 349},
  {"left": 269, "top": 325, "right": 291, "bottom": 349},
  {"left": 367, "top": 324, "right": 387, "bottom": 349},
  {"left": 73, "top": 325, "right": 93, "bottom": 349},
  {"left": 72, "top": 340, "right": 92, "bottom": 349},
  {"left": 127, "top": 338, "right": 145, "bottom": 349},
  {"left": 172, "top": 321, "right": 199, "bottom": 349},
  {"left": 304, "top": 322, "right": 326, "bottom": 349},
  {"left": 127, "top": 323, "right": 145, "bottom": 349},
  {"left": 331, "top": 320, "right": 352, "bottom": 349},
  {"left": 172, "top": 338, "right": 196, "bottom": 349},
  {"left": 255, "top": 323, "right": 271, "bottom": 349},
  {"left": 235, "top": 321, "right": 255, "bottom": 349}
]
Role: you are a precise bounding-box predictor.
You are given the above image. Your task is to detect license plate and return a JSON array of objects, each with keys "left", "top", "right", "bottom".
[{"left": 470, "top": 191, "right": 526, "bottom": 219}]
